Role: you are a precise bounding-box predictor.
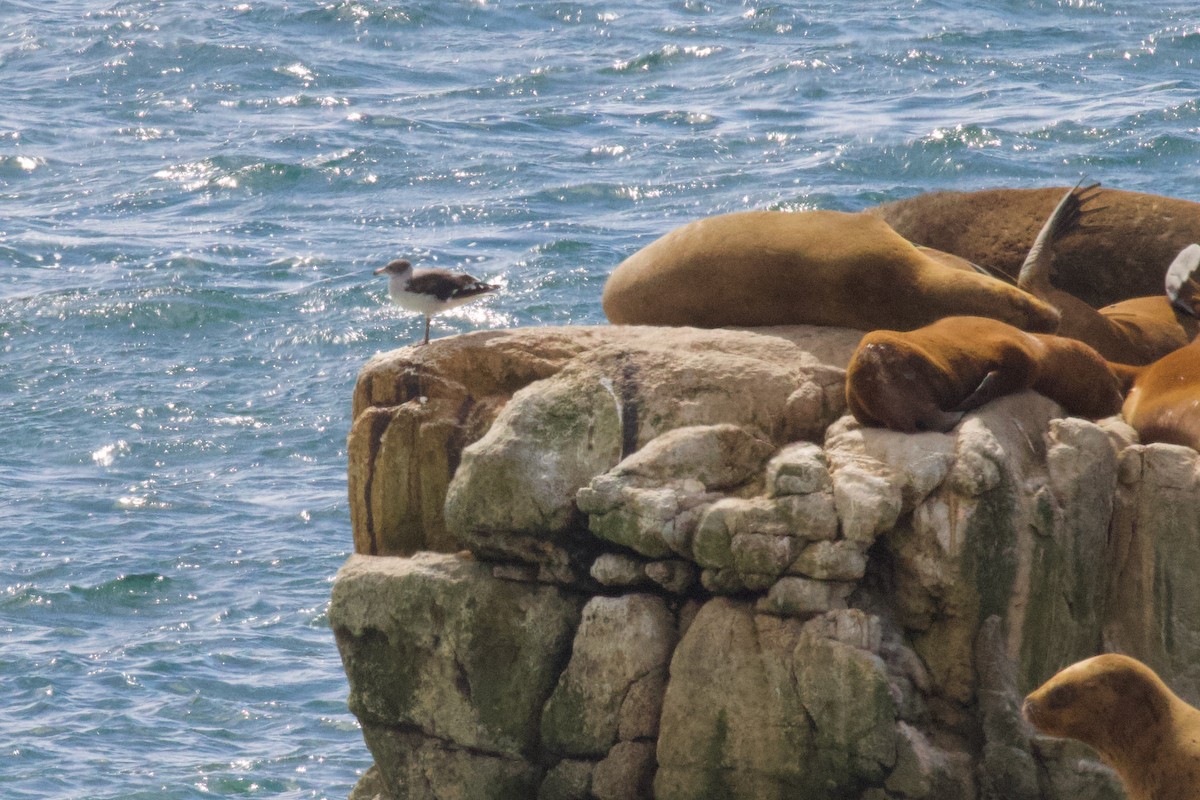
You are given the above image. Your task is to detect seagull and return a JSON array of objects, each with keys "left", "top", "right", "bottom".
[{"left": 373, "top": 258, "right": 499, "bottom": 345}]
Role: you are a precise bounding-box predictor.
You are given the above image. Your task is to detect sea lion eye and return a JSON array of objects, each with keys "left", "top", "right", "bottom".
[
  {"left": 914, "top": 420, "right": 929, "bottom": 432},
  {"left": 1044, "top": 684, "right": 1077, "bottom": 709}
]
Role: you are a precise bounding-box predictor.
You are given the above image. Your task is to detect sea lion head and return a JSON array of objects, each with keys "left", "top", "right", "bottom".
[
  {"left": 1022, "top": 654, "right": 1169, "bottom": 759},
  {"left": 845, "top": 339, "right": 964, "bottom": 433}
]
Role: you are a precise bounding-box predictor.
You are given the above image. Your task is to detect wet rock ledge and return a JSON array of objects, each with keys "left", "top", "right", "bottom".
[{"left": 332, "top": 324, "right": 1200, "bottom": 800}]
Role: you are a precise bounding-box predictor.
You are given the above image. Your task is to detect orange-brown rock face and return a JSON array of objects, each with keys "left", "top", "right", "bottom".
[
  {"left": 349, "top": 325, "right": 859, "bottom": 557},
  {"left": 349, "top": 328, "right": 598, "bottom": 556}
]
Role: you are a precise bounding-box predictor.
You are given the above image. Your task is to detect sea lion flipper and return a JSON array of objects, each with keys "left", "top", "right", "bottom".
[
  {"left": 1018, "top": 181, "right": 1100, "bottom": 292},
  {"left": 1073, "top": 181, "right": 1103, "bottom": 217},
  {"left": 954, "top": 351, "right": 1038, "bottom": 413},
  {"left": 954, "top": 370, "right": 1004, "bottom": 412},
  {"left": 1165, "top": 243, "right": 1200, "bottom": 318},
  {"left": 950, "top": 371, "right": 1017, "bottom": 412}
]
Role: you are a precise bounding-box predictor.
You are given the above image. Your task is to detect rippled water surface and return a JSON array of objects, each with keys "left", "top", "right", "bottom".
[{"left": 2, "top": 1, "right": 1198, "bottom": 797}]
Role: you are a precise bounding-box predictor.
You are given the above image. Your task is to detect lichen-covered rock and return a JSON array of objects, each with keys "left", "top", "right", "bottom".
[
  {"left": 974, "top": 617, "right": 1040, "bottom": 800},
  {"left": 338, "top": 323, "right": 1200, "bottom": 800},
  {"left": 884, "top": 395, "right": 1114, "bottom": 705},
  {"left": 782, "top": 363, "right": 851, "bottom": 441},
  {"left": 757, "top": 576, "right": 853, "bottom": 618},
  {"left": 1015, "top": 418, "right": 1117, "bottom": 690},
  {"left": 825, "top": 416, "right": 955, "bottom": 544},
  {"left": 577, "top": 424, "right": 775, "bottom": 559},
  {"left": 655, "top": 600, "right": 897, "bottom": 799},
  {"left": 597, "top": 423, "right": 776, "bottom": 491},
  {"left": 583, "top": 481, "right": 714, "bottom": 560},
  {"left": 643, "top": 560, "right": 697, "bottom": 594},
  {"left": 1106, "top": 442, "right": 1200, "bottom": 700},
  {"left": 537, "top": 759, "right": 593, "bottom": 800},
  {"left": 541, "top": 594, "right": 675, "bottom": 757},
  {"left": 765, "top": 441, "right": 832, "bottom": 497},
  {"left": 589, "top": 552, "right": 650, "bottom": 588},
  {"left": 330, "top": 552, "right": 583, "bottom": 779},
  {"left": 789, "top": 539, "right": 869, "bottom": 581},
  {"left": 591, "top": 741, "right": 657, "bottom": 800},
  {"left": 363, "top": 726, "right": 541, "bottom": 800},
  {"left": 884, "top": 723, "right": 975, "bottom": 799},
  {"left": 587, "top": 552, "right": 697, "bottom": 594},
  {"left": 350, "top": 325, "right": 860, "bottom": 557},
  {"left": 795, "top": 628, "right": 899, "bottom": 782},
  {"left": 349, "top": 328, "right": 599, "bottom": 556},
  {"left": 348, "top": 765, "right": 392, "bottom": 800},
  {"left": 443, "top": 327, "right": 860, "bottom": 569},
  {"left": 1030, "top": 737, "right": 1124, "bottom": 800},
  {"left": 443, "top": 368, "right": 623, "bottom": 564},
  {"left": 655, "top": 599, "right": 812, "bottom": 799},
  {"left": 691, "top": 493, "right": 838, "bottom": 590}
]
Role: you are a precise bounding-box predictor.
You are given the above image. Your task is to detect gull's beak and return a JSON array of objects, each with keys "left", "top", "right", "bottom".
[{"left": 373, "top": 266, "right": 387, "bottom": 275}]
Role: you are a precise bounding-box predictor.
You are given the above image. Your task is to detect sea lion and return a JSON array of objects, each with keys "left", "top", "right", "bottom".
[
  {"left": 845, "top": 316, "right": 1123, "bottom": 433},
  {"left": 916, "top": 246, "right": 989, "bottom": 275},
  {"left": 1115, "top": 330, "right": 1200, "bottom": 452},
  {"left": 868, "top": 185, "right": 1200, "bottom": 308},
  {"left": 1017, "top": 186, "right": 1200, "bottom": 365},
  {"left": 1023, "top": 653, "right": 1200, "bottom": 800},
  {"left": 602, "top": 210, "right": 1060, "bottom": 334}
]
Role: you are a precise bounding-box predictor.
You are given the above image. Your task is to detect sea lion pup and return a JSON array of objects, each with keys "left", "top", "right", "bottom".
[
  {"left": 1023, "top": 654, "right": 1200, "bottom": 800},
  {"left": 1018, "top": 185, "right": 1200, "bottom": 364},
  {"left": 1115, "top": 330, "right": 1200, "bottom": 452},
  {"left": 845, "top": 316, "right": 1123, "bottom": 433},
  {"left": 868, "top": 185, "right": 1200, "bottom": 307},
  {"left": 601, "top": 210, "right": 1061, "bottom": 334}
]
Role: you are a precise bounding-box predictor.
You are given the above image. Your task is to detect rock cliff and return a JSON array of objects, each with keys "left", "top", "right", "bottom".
[{"left": 333, "top": 324, "right": 1200, "bottom": 800}]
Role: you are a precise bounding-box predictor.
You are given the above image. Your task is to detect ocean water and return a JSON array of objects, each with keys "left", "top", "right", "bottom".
[{"left": 1, "top": 1, "right": 1197, "bottom": 797}]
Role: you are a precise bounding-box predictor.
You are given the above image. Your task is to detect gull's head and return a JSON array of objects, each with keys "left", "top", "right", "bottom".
[{"left": 374, "top": 259, "right": 412, "bottom": 276}]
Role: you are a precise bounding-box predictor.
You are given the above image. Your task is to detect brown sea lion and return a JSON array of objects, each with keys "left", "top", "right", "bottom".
[
  {"left": 602, "top": 210, "right": 1060, "bottom": 334},
  {"left": 869, "top": 185, "right": 1200, "bottom": 307},
  {"left": 1023, "top": 654, "right": 1200, "bottom": 800},
  {"left": 1114, "top": 328, "right": 1200, "bottom": 452},
  {"left": 916, "top": 246, "right": 989, "bottom": 275},
  {"left": 845, "top": 316, "right": 1123, "bottom": 433},
  {"left": 1017, "top": 186, "right": 1200, "bottom": 365}
]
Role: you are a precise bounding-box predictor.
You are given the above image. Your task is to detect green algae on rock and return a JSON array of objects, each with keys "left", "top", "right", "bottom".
[{"left": 331, "top": 323, "right": 1200, "bottom": 800}]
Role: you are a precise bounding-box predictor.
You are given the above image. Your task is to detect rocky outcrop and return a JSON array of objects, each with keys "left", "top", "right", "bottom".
[
  {"left": 348, "top": 325, "right": 859, "bottom": 559},
  {"left": 333, "top": 324, "right": 1200, "bottom": 800}
]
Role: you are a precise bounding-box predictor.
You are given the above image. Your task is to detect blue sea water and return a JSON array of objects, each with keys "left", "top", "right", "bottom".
[{"left": 1, "top": 1, "right": 1198, "bottom": 797}]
